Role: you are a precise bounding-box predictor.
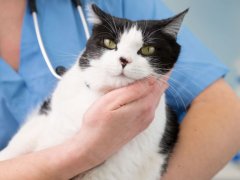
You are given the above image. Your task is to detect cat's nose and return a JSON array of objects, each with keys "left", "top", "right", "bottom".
[{"left": 119, "top": 57, "right": 130, "bottom": 68}]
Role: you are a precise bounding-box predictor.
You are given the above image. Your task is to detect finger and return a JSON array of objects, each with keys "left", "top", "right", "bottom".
[
  {"left": 103, "top": 77, "right": 157, "bottom": 110},
  {"left": 152, "top": 80, "right": 169, "bottom": 108},
  {"left": 116, "top": 82, "right": 164, "bottom": 115},
  {"left": 158, "top": 71, "right": 171, "bottom": 83},
  {"left": 86, "top": 77, "right": 156, "bottom": 113},
  {"left": 165, "top": 71, "right": 172, "bottom": 79},
  {"left": 116, "top": 80, "right": 169, "bottom": 119}
]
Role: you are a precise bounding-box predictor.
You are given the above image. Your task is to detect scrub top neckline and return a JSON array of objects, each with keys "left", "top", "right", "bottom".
[
  {"left": 0, "top": 2, "right": 29, "bottom": 82},
  {"left": 0, "top": 58, "right": 22, "bottom": 82}
]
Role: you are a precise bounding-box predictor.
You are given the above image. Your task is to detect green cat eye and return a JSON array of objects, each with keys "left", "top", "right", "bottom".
[
  {"left": 140, "top": 46, "right": 155, "bottom": 56},
  {"left": 103, "top": 39, "right": 117, "bottom": 49}
]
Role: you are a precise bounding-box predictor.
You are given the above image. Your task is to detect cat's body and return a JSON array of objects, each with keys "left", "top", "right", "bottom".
[{"left": 0, "top": 5, "right": 188, "bottom": 179}]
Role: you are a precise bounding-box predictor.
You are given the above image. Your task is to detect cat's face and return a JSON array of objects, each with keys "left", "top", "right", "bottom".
[{"left": 79, "top": 5, "right": 188, "bottom": 92}]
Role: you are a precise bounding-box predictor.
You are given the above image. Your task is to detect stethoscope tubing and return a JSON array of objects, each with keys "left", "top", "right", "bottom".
[{"left": 29, "top": 0, "right": 90, "bottom": 80}]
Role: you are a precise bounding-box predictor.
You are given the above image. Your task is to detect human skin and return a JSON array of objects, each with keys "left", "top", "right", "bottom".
[
  {"left": 1, "top": 0, "right": 240, "bottom": 179},
  {"left": 0, "top": 0, "right": 23, "bottom": 71},
  {"left": 0, "top": 78, "right": 168, "bottom": 180},
  {"left": 0, "top": 1, "right": 168, "bottom": 179},
  {"left": 162, "top": 79, "right": 240, "bottom": 180}
]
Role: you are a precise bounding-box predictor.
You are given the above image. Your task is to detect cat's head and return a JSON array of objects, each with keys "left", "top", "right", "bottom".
[{"left": 79, "top": 4, "right": 188, "bottom": 92}]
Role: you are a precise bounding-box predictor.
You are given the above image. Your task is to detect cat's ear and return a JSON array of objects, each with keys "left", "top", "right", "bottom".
[
  {"left": 162, "top": 9, "right": 189, "bottom": 39},
  {"left": 87, "top": 4, "right": 112, "bottom": 25}
]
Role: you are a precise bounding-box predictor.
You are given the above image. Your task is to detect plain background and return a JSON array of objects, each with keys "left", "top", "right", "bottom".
[
  {"left": 164, "top": 0, "right": 240, "bottom": 96},
  {"left": 164, "top": 1, "right": 240, "bottom": 179}
]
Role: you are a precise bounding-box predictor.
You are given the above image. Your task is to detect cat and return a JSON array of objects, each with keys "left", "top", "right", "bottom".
[{"left": 0, "top": 4, "right": 188, "bottom": 180}]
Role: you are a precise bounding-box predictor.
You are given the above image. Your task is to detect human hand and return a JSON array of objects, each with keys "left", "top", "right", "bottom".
[{"left": 73, "top": 77, "right": 169, "bottom": 168}]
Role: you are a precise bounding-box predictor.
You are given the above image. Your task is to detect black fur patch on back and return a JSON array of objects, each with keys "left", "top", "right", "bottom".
[
  {"left": 159, "top": 106, "right": 179, "bottom": 175},
  {"left": 39, "top": 98, "right": 51, "bottom": 115}
]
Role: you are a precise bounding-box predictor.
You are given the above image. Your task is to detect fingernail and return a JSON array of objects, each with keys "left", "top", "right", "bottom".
[
  {"left": 157, "top": 81, "right": 169, "bottom": 90},
  {"left": 162, "top": 82, "right": 169, "bottom": 90},
  {"left": 148, "top": 77, "right": 156, "bottom": 86}
]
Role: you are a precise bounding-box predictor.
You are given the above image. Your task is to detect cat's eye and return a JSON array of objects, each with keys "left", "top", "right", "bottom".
[
  {"left": 103, "top": 39, "right": 117, "bottom": 49},
  {"left": 140, "top": 46, "right": 155, "bottom": 56}
]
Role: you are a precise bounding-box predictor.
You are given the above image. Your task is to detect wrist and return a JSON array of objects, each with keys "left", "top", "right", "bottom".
[{"left": 49, "top": 136, "right": 99, "bottom": 179}]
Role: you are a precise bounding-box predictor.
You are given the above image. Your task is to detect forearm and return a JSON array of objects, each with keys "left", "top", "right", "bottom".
[
  {"left": 163, "top": 79, "right": 240, "bottom": 179},
  {"left": 0, "top": 78, "right": 162, "bottom": 180},
  {"left": 0, "top": 138, "right": 93, "bottom": 180}
]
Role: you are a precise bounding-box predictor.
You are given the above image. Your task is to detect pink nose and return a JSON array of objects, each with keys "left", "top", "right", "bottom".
[{"left": 119, "top": 57, "right": 130, "bottom": 68}]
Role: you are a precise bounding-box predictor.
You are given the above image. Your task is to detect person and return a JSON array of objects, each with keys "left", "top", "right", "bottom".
[{"left": 0, "top": 0, "right": 239, "bottom": 179}]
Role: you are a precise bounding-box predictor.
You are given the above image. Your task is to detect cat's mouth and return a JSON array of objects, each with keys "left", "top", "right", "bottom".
[
  {"left": 113, "top": 72, "right": 135, "bottom": 81},
  {"left": 119, "top": 71, "right": 129, "bottom": 78},
  {"left": 113, "top": 68, "right": 137, "bottom": 80}
]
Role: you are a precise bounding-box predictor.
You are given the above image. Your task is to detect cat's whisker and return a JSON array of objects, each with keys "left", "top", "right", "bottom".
[
  {"left": 146, "top": 27, "right": 166, "bottom": 40},
  {"left": 96, "top": 10, "right": 118, "bottom": 36},
  {"left": 157, "top": 78, "right": 187, "bottom": 111},
  {"left": 144, "top": 72, "right": 195, "bottom": 104},
  {"left": 141, "top": 62, "right": 208, "bottom": 90},
  {"left": 118, "top": 68, "right": 194, "bottom": 103},
  {"left": 164, "top": 88, "right": 181, "bottom": 111},
  {"left": 158, "top": 73, "right": 196, "bottom": 98},
  {"left": 42, "top": 45, "right": 82, "bottom": 60},
  {"left": 99, "top": 23, "right": 117, "bottom": 36},
  {"left": 156, "top": 81, "right": 181, "bottom": 110},
  {"left": 151, "top": 67, "right": 207, "bottom": 90},
  {"left": 98, "top": 66, "right": 199, "bottom": 100},
  {"left": 142, "top": 20, "right": 148, "bottom": 39},
  {"left": 100, "top": 13, "right": 118, "bottom": 36},
  {"left": 110, "top": 16, "right": 118, "bottom": 36},
  {"left": 95, "top": 32, "right": 116, "bottom": 40},
  {"left": 146, "top": 75, "right": 186, "bottom": 111}
]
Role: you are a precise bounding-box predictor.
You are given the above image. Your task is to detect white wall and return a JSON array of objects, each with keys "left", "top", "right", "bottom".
[{"left": 163, "top": 0, "right": 240, "bottom": 93}]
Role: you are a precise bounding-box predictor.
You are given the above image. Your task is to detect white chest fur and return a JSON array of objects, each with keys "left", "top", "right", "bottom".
[
  {"left": 79, "top": 98, "right": 167, "bottom": 180},
  {"left": 0, "top": 63, "right": 168, "bottom": 180},
  {"left": 0, "top": 22, "right": 171, "bottom": 179},
  {"left": 37, "top": 64, "right": 168, "bottom": 179},
  {"left": 0, "top": 4, "right": 188, "bottom": 178}
]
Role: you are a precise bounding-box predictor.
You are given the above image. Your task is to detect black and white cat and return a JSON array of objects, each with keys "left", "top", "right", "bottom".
[{"left": 0, "top": 4, "right": 188, "bottom": 180}]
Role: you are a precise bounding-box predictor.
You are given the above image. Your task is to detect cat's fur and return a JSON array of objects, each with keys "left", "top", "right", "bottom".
[{"left": 0, "top": 4, "right": 188, "bottom": 180}]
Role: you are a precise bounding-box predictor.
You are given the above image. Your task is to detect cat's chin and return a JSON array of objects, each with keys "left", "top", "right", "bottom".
[{"left": 87, "top": 75, "right": 136, "bottom": 94}]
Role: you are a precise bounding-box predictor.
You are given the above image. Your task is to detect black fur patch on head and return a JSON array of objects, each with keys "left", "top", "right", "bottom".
[
  {"left": 79, "top": 4, "right": 187, "bottom": 75},
  {"left": 159, "top": 106, "right": 179, "bottom": 175},
  {"left": 136, "top": 20, "right": 181, "bottom": 74},
  {"left": 39, "top": 98, "right": 51, "bottom": 115},
  {"left": 79, "top": 5, "right": 129, "bottom": 70}
]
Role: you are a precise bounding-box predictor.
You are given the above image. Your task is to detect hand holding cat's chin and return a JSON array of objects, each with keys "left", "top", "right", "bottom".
[
  {"left": 70, "top": 77, "right": 168, "bottom": 169},
  {"left": 84, "top": 70, "right": 154, "bottom": 94}
]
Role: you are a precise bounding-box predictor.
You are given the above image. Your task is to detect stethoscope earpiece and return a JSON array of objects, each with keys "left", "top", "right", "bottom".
[{"left": 29, "top": 0, "right": 90, "bottom": 80}]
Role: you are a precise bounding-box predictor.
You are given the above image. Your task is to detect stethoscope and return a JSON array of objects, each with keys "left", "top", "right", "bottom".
[{"left": 29, "top": 0, "right": 90, "bottom": 80}]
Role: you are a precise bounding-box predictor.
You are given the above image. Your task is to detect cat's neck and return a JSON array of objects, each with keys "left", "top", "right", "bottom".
[{"left": 51, "top": 64, "right": 102, "bottom": 111}]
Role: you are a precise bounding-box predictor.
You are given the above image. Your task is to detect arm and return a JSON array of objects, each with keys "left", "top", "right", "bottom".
[
  {"left": 163, "top": 79, "right": 240, "bottom": 179},
  {"left": 0, "top": 141, "right": 94, "bottom": 180},
  {"left": 0, "top": 78, "right": 168, "bottom": 179}
]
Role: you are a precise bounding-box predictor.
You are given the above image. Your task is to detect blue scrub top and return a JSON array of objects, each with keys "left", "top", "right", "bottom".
[{"left": 0, "top": 0, "right": 228, "bottom": 149}]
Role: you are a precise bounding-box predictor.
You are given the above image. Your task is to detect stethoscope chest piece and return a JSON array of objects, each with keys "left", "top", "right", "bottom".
[{"left": 55, "top": 66, "right": 67, "bottom": 76}]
